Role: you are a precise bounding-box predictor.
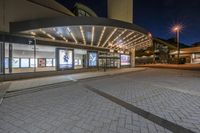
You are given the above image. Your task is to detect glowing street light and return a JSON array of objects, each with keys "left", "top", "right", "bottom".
[{"left": 172, "top": 24, "right": 182, "bottom": 64}]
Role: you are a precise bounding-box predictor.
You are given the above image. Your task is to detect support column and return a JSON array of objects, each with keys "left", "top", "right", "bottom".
[
  {"left": 130, "top": 48, "right": 135, "bottom": 67},
  {"left": 8, "top": 43, "right": 13, "bottom": 74},
  {"left": 0, "top": 42, "right": 3, "bottom": 74}
]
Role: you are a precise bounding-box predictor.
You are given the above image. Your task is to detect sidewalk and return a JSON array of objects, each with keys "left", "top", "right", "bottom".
[
  {"left": 137, "top": 64, "right": 200, "bottom": 70},
  {"left": 4, "top": 68, "right": 146, "bottom": 92}
]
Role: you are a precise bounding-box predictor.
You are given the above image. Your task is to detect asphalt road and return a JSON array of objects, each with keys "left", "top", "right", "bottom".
[{"left": 0, "top": 68, "right": 200, "bottom": 133}]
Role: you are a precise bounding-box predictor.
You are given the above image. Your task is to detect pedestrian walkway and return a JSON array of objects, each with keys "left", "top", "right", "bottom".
[
  {"left": 5, "top": 68, "right": 146, "bottom": 92},
  {"left": 1, "top": 68, "right": 199, "bottom": 133}
]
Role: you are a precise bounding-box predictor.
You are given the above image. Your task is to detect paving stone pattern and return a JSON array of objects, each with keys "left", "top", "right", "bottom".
[
  {"left": 0, "top": 68, "right": 199, "bottom": 133},
  {"left": 0, "top": 82, "right": 171, "bottom": 133},
  {"left": 86, "top": 69, "right": 200, "bottom": 133}
]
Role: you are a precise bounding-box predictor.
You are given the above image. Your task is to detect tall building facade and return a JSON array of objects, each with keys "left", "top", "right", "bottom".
[
  {"left": 107, "top": 0, "right": 133, "bottom": 23},
  {"left": 0, "top": 0, "right": 152, "bottom": 81}
]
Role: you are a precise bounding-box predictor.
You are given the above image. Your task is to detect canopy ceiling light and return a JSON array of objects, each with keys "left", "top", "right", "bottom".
[{"left": 10, "top": 17, "right": 152, "bottom": 51}]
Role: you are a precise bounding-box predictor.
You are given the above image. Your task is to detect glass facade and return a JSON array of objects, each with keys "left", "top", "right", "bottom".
[
  {"left": 36, "top": 45, "right": 56, "bottom": 72},
  {"left": 12, "top": 43, "right": 34, "bottom": 73},
  {"left": 99, "top": 52, "right": 120, "bottom": 68},
  {"left": 2, "top": 42, "right": 57, "bottom": 74},
  {"left": 0, "top": 39, "right": 130, "bottom": 77}
]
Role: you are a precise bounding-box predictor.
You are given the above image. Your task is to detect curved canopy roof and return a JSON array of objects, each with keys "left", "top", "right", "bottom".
[{"left": 10, "top": 16, "right": 152, "bottom": 51}]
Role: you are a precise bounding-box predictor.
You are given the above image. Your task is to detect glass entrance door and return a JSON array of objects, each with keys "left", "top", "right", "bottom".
[{"left": 99, "top": 58, "right": 120, "bottom": 68}]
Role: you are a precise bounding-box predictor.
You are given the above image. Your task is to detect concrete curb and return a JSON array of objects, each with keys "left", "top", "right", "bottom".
[{"left": 0, "top": 83, "right": 11, "bottom": 105}]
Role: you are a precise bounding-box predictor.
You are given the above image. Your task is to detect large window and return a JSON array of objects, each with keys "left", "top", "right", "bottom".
[
  {"left": 12, "top": 58, "right": 20, "bottom": 68},
  {"left": 36, "top": 45, "right": 56, "bottom": 72},
  {"left": 12, "top": 43, "right": 34, "bottom": 73},
  {"left": 74, "top": 49, "right": 87, "bottom": 69},
  {"left": 3, "top": 43, "right": 57, "bottom": 74}
]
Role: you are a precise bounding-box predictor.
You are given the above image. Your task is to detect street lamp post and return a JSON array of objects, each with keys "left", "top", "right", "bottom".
[{"left": 172, "top": 25, "right": 182, "bottom": 64}]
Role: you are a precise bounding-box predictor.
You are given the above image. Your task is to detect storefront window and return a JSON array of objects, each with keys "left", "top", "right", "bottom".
[
  {"left": 12, "top": 58, "right": 20, "bottom": 68},
  {"left": 20, "top": 58, "right": 30, "bottom": 68},
  {"left": 46, "top": 59, "right": 53, "bottom": 67},
  {"left": 36, "top": 45, "right": 56, "bottom": 72},
  {"left": 12, "top": 43, "right": 34, "bottom": 73},
  {"left": 74, "top": 49, "right": 87, "bottom": 69},
  {"left": 30, "top": 59, "right": 37, "bottom": 68},
  {"left": 99, "top": 52, "right": 120, "bottom": 68}
]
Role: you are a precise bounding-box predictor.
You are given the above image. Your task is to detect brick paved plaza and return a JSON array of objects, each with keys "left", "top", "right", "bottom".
[{"left": 0, "top": 68, "right": 200, "bottom": 133}]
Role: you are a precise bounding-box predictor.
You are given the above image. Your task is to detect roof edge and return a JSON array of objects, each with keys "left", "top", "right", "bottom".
[{"left": 10, "top": 16, "right": 149, "bottom": 35}]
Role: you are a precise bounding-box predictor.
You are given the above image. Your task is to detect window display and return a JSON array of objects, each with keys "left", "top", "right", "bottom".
[
  {"left": 75, "top": 59, "right": 82, "bottom": 65},
  {"left": 30, "top": 59, "right": 37, "bottom": 68},
  {"left": 12, "top": 58, "right": 20, "bottom": 68},
  {"left": 21, "top": 58, "right": 30, "bottom": 68},
  {"left": 59, "top": 49, "right": 73, "bottom": 69},
  {"left": 75, "top": 59, "right": 78, "bottom": 66},
  {"left": 121, "top": 55, "right": 130, "bottom": 66},
  {"left": 89, "top": 52, "right": 97, "bottom": 67},
  {"left": 74, "top": 49, "right": 87, "bottom": 69},
  {"left": 36, "top": 45, "right": 56, "bottom": 71},
  {"left": 46, "top": 59, "right": 53, "bottom": 67}
]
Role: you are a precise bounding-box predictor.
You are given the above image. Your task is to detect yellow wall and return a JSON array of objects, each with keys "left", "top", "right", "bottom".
[{"left": 107, "top": 0, "right": 133, "bottom": 23}]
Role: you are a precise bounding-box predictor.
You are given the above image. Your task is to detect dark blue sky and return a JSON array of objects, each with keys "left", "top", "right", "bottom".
[
  {"left": 134, "top": 0, "right": 200, "bottom": 45},
  {"left": 58, "top": 0, "right": 200, "bottom": 45}
]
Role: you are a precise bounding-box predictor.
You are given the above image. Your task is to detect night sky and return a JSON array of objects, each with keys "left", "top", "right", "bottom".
[
  {"left": 135, "top": 0, "right": 200, "bottom": 45},
  {"left": 58, "top": 0, "right": 200, "bottom": 45}
]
